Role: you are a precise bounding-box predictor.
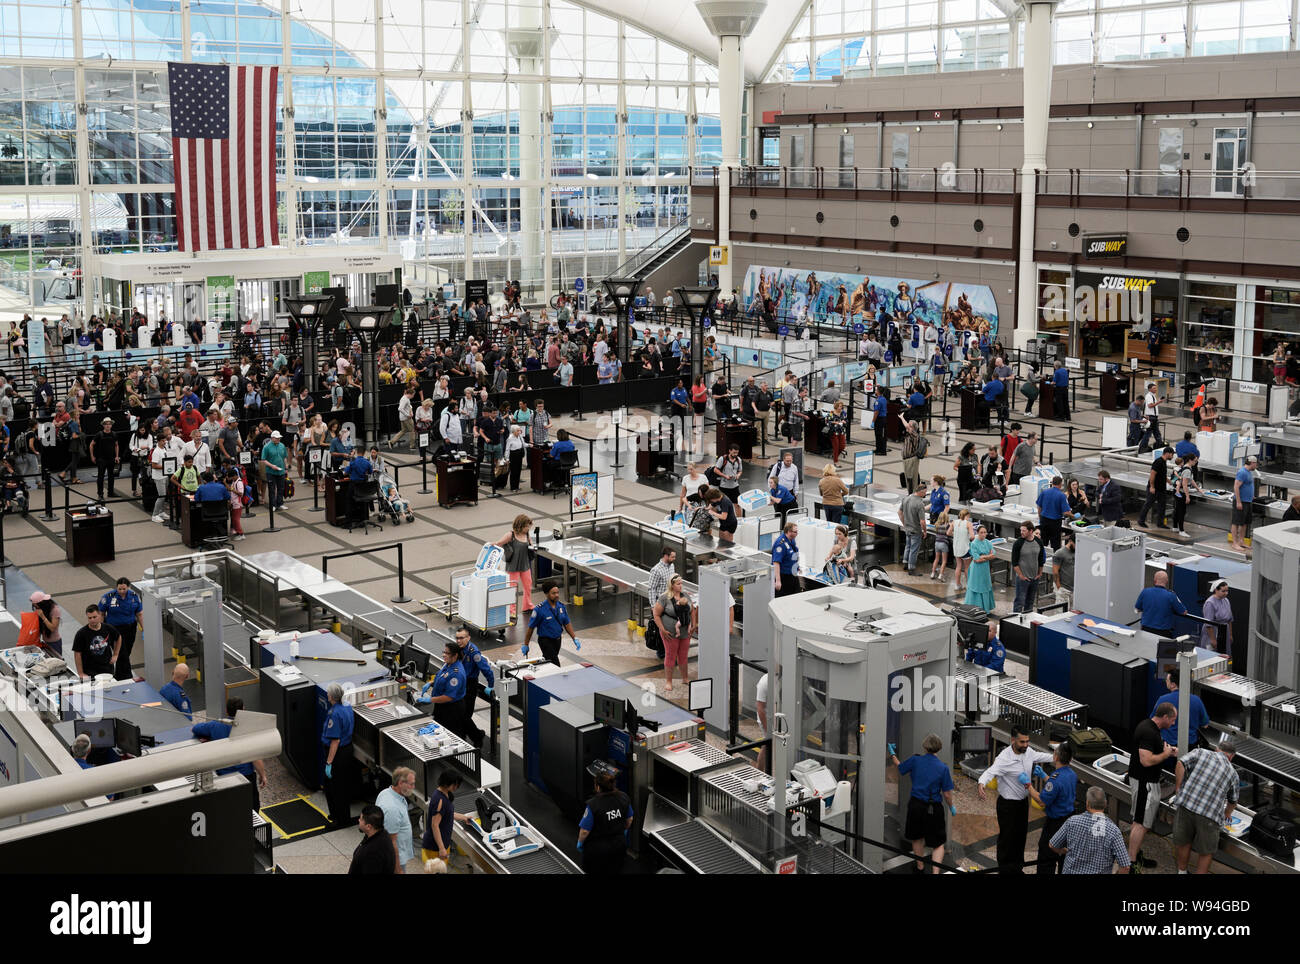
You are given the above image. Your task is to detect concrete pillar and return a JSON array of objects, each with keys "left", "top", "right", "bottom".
[
  {"left": 1014, "top": 0, "right": 1059, "bottom": 352},
  {"left": 696, "top": 1, "right": 766, "bottom": 298}
]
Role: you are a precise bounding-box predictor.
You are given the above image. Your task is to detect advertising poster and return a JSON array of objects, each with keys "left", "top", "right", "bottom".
[
  {"left": 570, "top": 472, "right": 597, "bottom": 514},
  {"left": 853, "top": 451, "right": 874, "bottom": 486}
]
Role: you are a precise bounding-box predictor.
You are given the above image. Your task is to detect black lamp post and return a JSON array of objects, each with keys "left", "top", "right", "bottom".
[
  {"left": 283, "top": 294, "right": 334, "bottom": 393},
  {"left": 602, "top": 277, "right": 641, "bottom": 369},
  {"left": 341, "top": 305, "right": 393, "bottom": 447},
  {"left": 674, "top": 285, "right": 719, "bottom": 385}
]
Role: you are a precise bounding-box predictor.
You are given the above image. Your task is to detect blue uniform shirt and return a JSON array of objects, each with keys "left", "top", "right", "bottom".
[
  {"left": 1151, "top": 689, "right": 1210, "bottom": 745},
  {"left": 159, "top": 680, "right": 193, "bottom": 720},
  {"left": 898, "top": 752, "right": 954, "bottom": 802},
  {"left": 1235, "top": 467, "right": 1255, "bottom": 504},
  {"left": 1053, "top": 367, "right": 1069, "bottom": 388},
  {"left": 772, "top": 534, "right": 800, "bottom": 574},
  {"left": 459, "top": 640, "right": 494, "bottom": 690},
  {"left": 529, "top": 599, "right": 571, "bottom": 640},
  {"left": 929, "top": 487, "right": 950, "bottom": 515},
  {"left": 322, "top": 702, "right": 354, "bottom": 747},
  {"left": 550, "top": 439, "right": 576, "bottom": 457},
  {"left": 769, "top": 483, "right": 794, "bottom": 506},
  {"left": 192, "top": 720, "right": 254, "bottom": 777},
  {"left": 346, "top": 456, "right": 373, "bottom": 482},
  {"left": 670, "top": 386, "right": 689, "bottom": 407},
  {"left": 432, "top": 660, "right": 467, "bottom": 701},
  {"left": 972, "top": 636, "right": 1006, "bottom": 672},
  {"left": 77, "top": 758, "right": 94, "bottom": 770},
  {"left": 1135, "top": 586, "right": 1187, "bottom": 631},
  {"left": 873, "top": 395, "right": 888, "bottom": 418},
  {"left": 1036, "top": 486, "right": 1070, "bottom": 520},
  {"left": 982, "top": 379, "right": 1004, "bottom": 402},
  {"left": 908, "top": 391, "right": 926, "bottom": 409},
  {"left": 1039, "top": 765, "right": 1078, "bottom": 818},
  {"left": 99, "top": 589, "right": 142, "bottom": 627},
  {"left": 1175, "top": 440, "right": 1199, "bottom": 460},
  {"left": 195, "top": 480, "right": 229, "bottom": 503}
]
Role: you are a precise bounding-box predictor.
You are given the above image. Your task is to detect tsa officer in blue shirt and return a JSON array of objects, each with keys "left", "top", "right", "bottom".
[
  {"left": 890, "top": 733, "right": 956, "bottom": 874},
  {"left": 1151, "top": 667, "right": 1210, "bottom": 749},
  {"left": 1051, "top": 360, "right": 1071, "bottom": 420},
  {"left": 344, "top": 452, "right": 373, "bottom": 482},
  {"left": 981, "top": 376, "right": 1005, "bottom": 426},
  {"left": 159, "top": 663, "right": 193, "bottom": 720},
  {"left": 1028, "top": 742, "right": 1077, "bottom": 875},
  {"left": 321, "top": 682, "right": 356, "bottom": 825},
  {"left": 768, "top": 474, "right": 797, "bottom": 525},
  {"left": 967, "top": 623, "right": 1006, "bottom": 673},
  {"left": 193, "top": 697, "right": 268, "bottom": 809},
  {"left": 772, "top": 521, "right": 803, "bottom": 598},
  {"left": 1174, "top": 431, "right": 1200, "bottom": 461},
  {"left": 1134, "top": 571, "right": 1187, "bottom": 638},
  {"left": 99, "top": 577, "right": 144, "bottom": 681},
  {"left": 1035, "top": 475, "right": 1071, "bottom": 549},
  {"left": 419, "top": 640, "right": 473, "bottom": 739},
  {"left": 523, "top": 581, "right": 581, "bottom": 666},
  {"left": 452, "top": 626, "right": 494, "bottom": 748},
  {"left": 872, "top": 389, "right": 890, "bottom": 455}
]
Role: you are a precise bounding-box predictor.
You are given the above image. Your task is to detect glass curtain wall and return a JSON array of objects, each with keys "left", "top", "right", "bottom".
[
  {"left": 768, "top": 0, "right": 1296, "bottom": 80},
  {"left": 0, "top": 0, "right": 722, "bottom": 308}
]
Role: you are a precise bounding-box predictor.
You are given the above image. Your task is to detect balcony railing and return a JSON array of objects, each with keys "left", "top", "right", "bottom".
[
  {"left": 692, "top": 165, "right": 1300, "bottom": 201},
  {"left": 606, "top": 213, "right": 691, "bottom": 280}
]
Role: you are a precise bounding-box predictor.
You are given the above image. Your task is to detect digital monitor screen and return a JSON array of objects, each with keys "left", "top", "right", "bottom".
[
  {"left": 958, "top": 725, "right": 993, "bottom": 753},
  {"left": 401, "top": 644, "right": 431, "bottom": 681},
  {"left": 593, "top": 692, "right": 625, "bottom": 730},
  {"left": 116, "top": 719, "right": 142, "bottom": 757},
  {"left": 74, "top": 718, "right": 117, "bottom": 749}
]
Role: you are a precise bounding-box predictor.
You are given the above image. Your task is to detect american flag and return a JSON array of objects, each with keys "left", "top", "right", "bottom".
[{"left": 168, "top": 62, "right": 279, "bottom": 252}]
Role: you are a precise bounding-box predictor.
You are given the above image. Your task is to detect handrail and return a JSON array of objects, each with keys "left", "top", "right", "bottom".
[{"left": 603, "top": 214, "right": 691, "bottom": 281}]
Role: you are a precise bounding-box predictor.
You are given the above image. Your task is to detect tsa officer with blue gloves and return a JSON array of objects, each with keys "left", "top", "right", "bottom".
[
  {"left": 768, "top": 474, "right": 797, "bottom": 526},
  {"left": 422, "top": 639, "right": 471, "bottom": 739},
  {"left": 322, "top": 682, "right": 356, "bottom": 826},
  {"left": 158, "top": 663, "right": 193, "bottom": 720},
  {"left": 873, "top": 389, "right": 889, "bottom": 455},
  {"left": 772, "top": 521, "right": 803, "bottom": 597},
  {"left": 523, "top": 581, "right": 581, "bottom": 666},
  {"left": 193, "top": 697, "right": 268, "bottom": 810},
  {"left": 1028, "top": 742, "right": 1077, "bottom": 875},
  {"left": 98, "top": 576, "right": 143, "bottom": 681},
  {"left": 890, "top": 733, "right": 956, "bottom": 874},
  {"left": 453, "top": 625, "right": 494, "bottom": 749}
]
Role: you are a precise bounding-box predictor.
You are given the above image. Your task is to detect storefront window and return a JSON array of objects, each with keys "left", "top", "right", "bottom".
[
  {"left": 1249, "top": 284, "right": 1300, "bottom": 385},
  {"left": 1036, "top": 267, "right": 1071, "bottom": 341},
  {"left": 1183, "top": 280, "right": 1237, "bottom": 382}
]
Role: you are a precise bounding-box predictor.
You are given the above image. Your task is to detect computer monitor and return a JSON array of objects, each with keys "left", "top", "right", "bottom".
[
  {"left": 958, "top": 725, "right": 993, "bottom": 754},
  {"left": 593, "top": 692, "right": 625, "bottom": 730},
  {"left": 401, "top": 643, "right": 431, "bottom": 681},
  {"left": 116, "top": 718, "right": 142, "bottom": 758},
  {"left": 74, "top": 718, "right": 117, "bottom": 749}
]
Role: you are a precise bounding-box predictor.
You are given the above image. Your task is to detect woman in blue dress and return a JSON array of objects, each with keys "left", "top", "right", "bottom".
[{"left": 964, "top": 523, "right": 996, "bottom": 612}]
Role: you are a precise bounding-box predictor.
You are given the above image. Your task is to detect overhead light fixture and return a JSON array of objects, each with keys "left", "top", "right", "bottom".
[
  {"left": 842, "top": 127, "right": 849, "bottom": 134},
  {"left": 996, "top": 123, "right": 1003, "bottom": 131},
  {"left": 585, "top": 172, "right": 598, "bottom": 179},
  {"left": 914, "top": 125, "right": 921, "bottom": 132},
  {"left": 1087, "top": 121, "right": 1094, "bottom": 129}
]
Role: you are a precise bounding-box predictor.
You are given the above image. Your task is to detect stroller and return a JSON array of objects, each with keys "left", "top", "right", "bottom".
[{"left": 377, "top": 472, "right": 415, "bottom": 525}]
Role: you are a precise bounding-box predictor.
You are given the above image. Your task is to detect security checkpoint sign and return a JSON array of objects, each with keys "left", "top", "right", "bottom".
[
  {"left": 853, "top": 451, "right": 874, "bottom": 486},
  {"left": 418, "top": 433, "right": 430, "bottom": 449}
]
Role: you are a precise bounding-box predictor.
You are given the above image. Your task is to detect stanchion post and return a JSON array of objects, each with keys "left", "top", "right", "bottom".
[
  {"left": 573, "top": 381, "right": 584, "bottom": 421},
  {"left": 310, "top": 458, "right": 322, "bottom": 512},
  {"left": 265, "top": 493, "right": 281, "bottom": 533},
  {"left": 41, "top": 469, "right": 54, "bottom": 521},
  {"left": 419, "top": 442, "right": 431, "bottom": 495},
  {"left": 391, "top": 542, "right": 412, "bottom": 604}
]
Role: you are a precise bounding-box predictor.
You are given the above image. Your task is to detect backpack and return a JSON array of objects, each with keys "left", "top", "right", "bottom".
[
  {"left": 916, "top": 434, "right": 929, "bottom": 458},
  {"left": 1066, "top": 726, "right": 1112, "bottom": 763}
]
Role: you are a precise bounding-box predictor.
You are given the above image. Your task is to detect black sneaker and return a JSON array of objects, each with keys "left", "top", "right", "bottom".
[{"left": 1137, "top": 850, "right": 1157, "bottom": 868}]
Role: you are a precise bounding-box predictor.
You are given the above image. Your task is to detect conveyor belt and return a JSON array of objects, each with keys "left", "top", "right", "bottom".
[
  {"left": 452, "top": 788, "right": 579, "bottom": 874},
  {"left": 653, "top": 820, "right": 761, "bottom": 874},
  {"left": 997, "top": 679, "right": 1086, "bottom": 719},
  {"left": 1224, "top": 731, "right": 1300, "bottom": 791},
  {"left": 800, "top": 841, "right": 871, "bottom": 874}
]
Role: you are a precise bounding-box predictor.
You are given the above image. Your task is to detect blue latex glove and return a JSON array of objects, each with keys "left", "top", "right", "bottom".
[
  {"left": 1033, "top": 764, "right": 1048, "bottom": 780},
  {"left": 416, "top": 682, "right": 432, "bottom": 705},
  {"left": 1017, "top": 771, "right": 1031, "bottom": 786},
  {"left": 572, "top": 637, "right": 581, "bottom": 651},
  {"left": 325, "top": 763, "right": 333, "bottom": 779},
  {"left": 521, "top": 644, "right": 529, "bottom": 657},
  {"left": 483, "top": 686, "right": 494, "bottom": 698},
  {"left": 887, "top": 742, "right": 897, "bottom": 758},
  {"left": 576, "top": 838, "right": 584, "bottom": 851},
  {"left": 949, "top": 804, "right": 957, "bottom": 816}
]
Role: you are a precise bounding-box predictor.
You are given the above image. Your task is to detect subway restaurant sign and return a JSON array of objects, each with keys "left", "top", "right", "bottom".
[
  {"left": 1083, "top": 234, "right": 1128, "bottom": 259},
  {"left": 303, "top": 270, "right": 330, "bottom": 295}
]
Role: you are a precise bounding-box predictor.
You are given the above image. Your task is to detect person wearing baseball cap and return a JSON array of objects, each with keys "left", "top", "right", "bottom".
[
  {"left": 260, "top": 429, "right": 288, "bottom": 510},
  {"left": 28, "top": 591, "right": 62, "bottom": 656},
  {"left": 1230, "top": 454, "right": 1258, "bottom": 550},
  {"left": 90, "top": 417, "right": 120, "bottom": 499}
]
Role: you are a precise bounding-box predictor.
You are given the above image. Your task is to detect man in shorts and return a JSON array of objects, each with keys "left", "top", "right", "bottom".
[
  {"left": 1172, "top": 739, "right": 1239, "bottom": 875},
  {"left": 1127, "top": 702, "right": 1178, "bottom": 871}
]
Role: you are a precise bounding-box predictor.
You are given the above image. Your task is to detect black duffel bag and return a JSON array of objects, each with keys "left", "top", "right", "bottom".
[{"left": 1249, "top": 807, "right": 1298, "bottom": 861}]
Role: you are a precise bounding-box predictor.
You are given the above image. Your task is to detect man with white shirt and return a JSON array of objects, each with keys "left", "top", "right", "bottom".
[
  {"left": 592, "top": 337, "right": 608, "bottom": 366},
  {"left": 768, "top": 451, "right": 800, "bottom": 495},
  {"left": 183, "top": 433, "right": 213, "bottom": 476},
  {"left": 977, "top": 726, "right": 1055, "bottom": 874},
  {"left": 438, "top": 399, "right": 464, "bottom": 455},
  {"left": 149, "top": 426, "right": 186, "bottom": 524}
]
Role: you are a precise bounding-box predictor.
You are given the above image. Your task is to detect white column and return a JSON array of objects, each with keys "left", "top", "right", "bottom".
[
  {"left": 374, "top": 0, "right": 389, "bottom": 250},
  {"left": 506, "top": 3, "right": 550, "bottom": 299},
  {"left": 716, "top": 32, "right": 743, "bottom": 295},
  {"left": 73, "top": 0, "right": 93, "bottom": 321},
  {"left": 281, "top": 0, "right": 297, "bottom": 248},
  {"left": 1014, "top": 0, "right": 1059, "bottom": 352}
]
